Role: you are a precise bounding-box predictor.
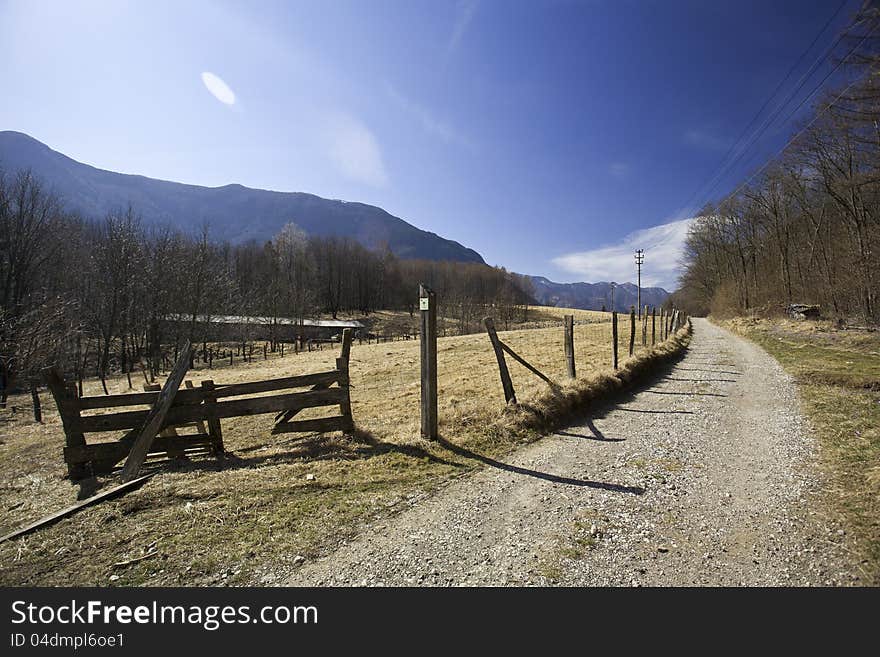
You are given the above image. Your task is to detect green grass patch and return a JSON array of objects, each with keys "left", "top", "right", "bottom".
[{"left": 723, "top": 317, "right": 880, "bottom": 582}]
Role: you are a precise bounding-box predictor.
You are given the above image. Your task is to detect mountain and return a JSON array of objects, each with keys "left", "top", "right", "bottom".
[
  {"left": 528, "top": 276, "right": 670, "bottom": 312},
  {"left": 0, "top": 131, "right": 484, "bottom": 263}
]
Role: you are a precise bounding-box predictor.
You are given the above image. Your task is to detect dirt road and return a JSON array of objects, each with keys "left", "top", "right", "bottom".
[{"left": 287, "top": 319, "right": 858, "bottom": 586}]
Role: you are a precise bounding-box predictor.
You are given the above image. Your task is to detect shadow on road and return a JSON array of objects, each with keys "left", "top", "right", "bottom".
[
  {"left": 674, "top": 367, "right": 742, "bottom": 376},
  {"left": 435, "top": 437, "right": 644, "bottom": 495},
  {"left": 662, "top": 377, "right": 737, "bottom": 383},
  {"left": 644, "top": 390, "right": 727, "bottom": 397},
  {"left": 615, "top": 407, "right": 694, "bottom": 415},
  {"left": 557, "top": 418, "right": 625, "bottom": 442}
]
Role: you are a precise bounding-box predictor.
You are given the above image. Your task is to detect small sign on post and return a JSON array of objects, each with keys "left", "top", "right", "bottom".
[{"left": 419, "top": 284, "right": 438, "bottom": 440}]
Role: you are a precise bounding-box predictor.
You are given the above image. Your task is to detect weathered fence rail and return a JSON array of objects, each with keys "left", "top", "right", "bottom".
[{"left": 46, "top": 330, "right": 355, "bottom": 479}]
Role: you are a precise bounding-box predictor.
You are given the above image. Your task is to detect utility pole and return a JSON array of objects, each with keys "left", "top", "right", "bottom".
[{"left": 634, "top": 249, "right": 644, "bottom": 319}]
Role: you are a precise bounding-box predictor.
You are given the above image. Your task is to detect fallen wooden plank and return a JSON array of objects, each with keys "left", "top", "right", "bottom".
[
  {"left": 121, "top": 342, "right": 192, "bottom": 482},
  {"left": 0, "top": 475, "right": 153, "bottom": 544}
]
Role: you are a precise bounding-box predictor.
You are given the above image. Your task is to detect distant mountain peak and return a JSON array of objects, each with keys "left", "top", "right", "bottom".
[
  {"left": 527, "top": 275, "right": 669, "bottom": 312},
  {"left": 0, "top": 131, "right": 485, "bottom": 264}
]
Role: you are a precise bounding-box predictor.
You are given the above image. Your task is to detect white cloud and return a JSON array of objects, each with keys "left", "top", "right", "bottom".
[
  {"left": 201, "top": 71, "right": 236, "bottom": 105},
  {"left": 552, "top": 217, "right": 696, "bottom": 290},
  {"left": 447, "top": 0, "right": 478, "bottom": 55},
  {"left": 324, "top": 112, "right": 389, "bottom": 187},
  {"left": 684, "top": 128, "right": 727, "bottom": 151},
  {"left": 609, "top": 162, "right": 629, "bottom": 179},
  {"left": 385, "top": 83, "right": 472, "bottom": 148}
]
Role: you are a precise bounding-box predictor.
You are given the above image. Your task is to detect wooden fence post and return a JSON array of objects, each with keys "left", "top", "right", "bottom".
[
  {"left": 629, "top": 306, "right": 636, "bottom": 356},
  {"left": 612, "top": 311, "right": 619, "bottom": 370},
  {"left": 651, "top": 306, "right": 656, "bottom": 345},
  {"left": 44, "top": 368, "right": 87, "bottom": 479},
  {"left": 419, "top": 284, "right": 438, "bottom": 439},
  {"left": 336, "top": 328, "right": 355, "bottom": 433},
  {"left": 484, "top": 317, "right": 516, "bottom": 405},
  {"left": 564, "top": 314, "right": 575, "bottom": 378},
  {"left": 200, "top": 379, "right": 224, "bottom": 456}
]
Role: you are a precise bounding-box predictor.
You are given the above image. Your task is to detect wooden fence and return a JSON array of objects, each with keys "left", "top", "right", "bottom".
[
  {"left": 46, "top": 330, "right": 355, "bottom": 480},
  {"left": 481, "top": 307, "right": 689, "bottom": 408}
]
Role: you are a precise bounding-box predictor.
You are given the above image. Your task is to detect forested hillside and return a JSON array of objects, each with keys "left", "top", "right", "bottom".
[
  {"left": 674, "top": 5, "right": 880, "bottom": 322},
  {"left": 0, "top": 170, "right": 532, "bottom": 396}
]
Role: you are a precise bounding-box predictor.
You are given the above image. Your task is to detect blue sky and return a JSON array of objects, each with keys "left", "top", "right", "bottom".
[{"left": 0, "top": 0, "right": 858, "bottom": 289}]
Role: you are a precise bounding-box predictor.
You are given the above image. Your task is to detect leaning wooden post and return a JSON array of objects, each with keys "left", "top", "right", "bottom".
[
  {"left": 336, "top": 328, "right": 355, "bottom": 433},
  {"left": 120, "top": 342, "right": 191, "bottom": 482},
  {"left": 629, "top": 306, "right": 636, "bottom": 356},
  {"left": 612, "top": 311, "right": 619, "bottom": 370},
  {"left": 484, "top": 317, "right": 516, "bottom": 405},
  {"left": 419, "top": 284, "right": 438, "bottom": 439},
  {"left": 651, "top": 306, "right": 656, "bottom": 345},
  {"left": 564, "top": 314, "right": 576, "bottom": 378}
]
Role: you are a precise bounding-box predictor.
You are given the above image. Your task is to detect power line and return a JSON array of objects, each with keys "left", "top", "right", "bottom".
[
  {"left": 694, "top": 20, "right": 862, "bottom": 207},
  {"left": 724, "top": 26, "right": 876, "bottom": 203},
  {"left": 680, "top": 0, "right": 852, "bottom": 216}
]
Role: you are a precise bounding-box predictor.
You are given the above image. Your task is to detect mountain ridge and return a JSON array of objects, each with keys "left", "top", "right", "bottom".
[
  {"left": 0, "top": 130, "right": 484, "bottom": 263},
  {"left": 527, "top": 275, "right": 670, "bottom": 312}
]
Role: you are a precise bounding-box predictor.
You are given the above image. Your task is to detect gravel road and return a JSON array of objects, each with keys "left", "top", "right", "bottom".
[{"left": 287, "top": 319, "right": 859, "bottom": 586}]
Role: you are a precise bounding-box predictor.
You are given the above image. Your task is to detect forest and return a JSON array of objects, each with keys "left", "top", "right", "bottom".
[
  {"left": 0, "top": 170, "right": 533, "bottom": 400},
  {"left": 673, "top": 4, "right": 880, "bottom": 322}
]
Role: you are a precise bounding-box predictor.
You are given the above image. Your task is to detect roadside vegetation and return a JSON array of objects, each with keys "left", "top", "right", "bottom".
[
  {"left": 672, "top": 5, "right": 880, "bottom": 326},
  {"left": 0, "top": 307, "right": 688, "bottom": 586},
  {"left": 723, "top": 317, "right": 880, "bottom": 582}
]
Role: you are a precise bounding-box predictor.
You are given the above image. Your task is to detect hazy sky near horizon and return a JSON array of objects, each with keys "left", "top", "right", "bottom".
[{"left": 0, "top": 0, "right": 858, "bottom": 289}]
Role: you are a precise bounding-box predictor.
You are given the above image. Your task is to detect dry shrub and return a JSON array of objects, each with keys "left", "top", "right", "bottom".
[{"left": 498, "top": 323, "right": 692, "bottom": 437}]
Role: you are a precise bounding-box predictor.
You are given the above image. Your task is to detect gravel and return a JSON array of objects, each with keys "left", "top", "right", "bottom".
[{"left": 286, "top": 319, "right": 859, "bottom": 586}]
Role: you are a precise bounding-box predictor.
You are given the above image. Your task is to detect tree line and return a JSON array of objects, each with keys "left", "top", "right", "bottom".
[
  {"left": 0, "top": 169, "right": 533, "bottom": 399},
  {"left": 673, "top": 3, "right": 880, "bottom": 322}
]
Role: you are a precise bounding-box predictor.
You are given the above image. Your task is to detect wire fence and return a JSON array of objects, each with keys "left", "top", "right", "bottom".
[{"left": 21, "top": 306, "right": 687, "bottom": 452}]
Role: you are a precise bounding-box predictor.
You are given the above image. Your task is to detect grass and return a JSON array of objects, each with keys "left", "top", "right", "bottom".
[
  {"left": 723, "top": 316, "right": 880, "bottom": 582},
  {"left": 0, "top": 306, "right": 685, "bottom": 586}
]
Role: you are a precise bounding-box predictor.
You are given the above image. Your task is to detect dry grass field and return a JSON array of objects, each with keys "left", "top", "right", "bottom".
[{"left": 0, "top": 306, "right": 669, "bottom": 585}]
